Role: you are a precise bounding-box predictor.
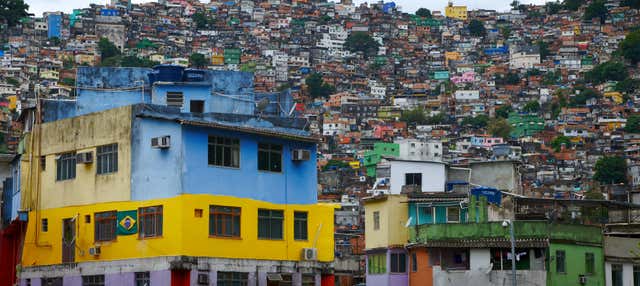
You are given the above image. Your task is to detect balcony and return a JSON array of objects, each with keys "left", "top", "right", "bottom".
[{"left": 409, "top": 221, "right": 602, "bottom": 247}]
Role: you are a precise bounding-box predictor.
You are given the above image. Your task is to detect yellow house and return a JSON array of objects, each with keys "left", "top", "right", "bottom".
[
  {"left": 445, "top": 2, "right": 468, "bottom": 20},
  {"left": 364, "top": 194, "right": 408, "bottom": 249},
  {"left": 604, "top": 91, "right": 623, "bottom": 104}
]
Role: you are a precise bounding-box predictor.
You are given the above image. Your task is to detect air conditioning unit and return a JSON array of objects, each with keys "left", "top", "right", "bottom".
[
  {"left": 151, "top": 136, "right": 171, "bottom": 149},
  {"left": 89, "top": 246, "right": 101, "bottom": 256},
  {"left": 292, "top": 149, "right": 311, "bottom": 161},
  {"left": 76, "top": 152, "right": 93, "bottom": 164},
  {"left": 197, "top": 273, "right": 209, "bottom": 285},
  {"left": 579, "top": 275, "right": 587, "bottom": 284},
  {"left": 302, "top": 248, "right": 317, "bottom": 261},
  {"left": 359, "top": 176, "right": 366, "bottom": 182}
]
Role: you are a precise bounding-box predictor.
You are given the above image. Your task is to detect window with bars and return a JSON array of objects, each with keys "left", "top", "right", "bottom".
[
  {"left": 405, "top": 173, "right": 422, "bottom": 186},
  {"left": 294, "top": 211, "right": 308, "bottom": 240},
  {"left": 585, "top": 252, "right": 594, "bottom": 275},
  {"left": 373, "top": 211, "right": 380, "bottom": 230},
  {"left": 258, "top": 209, "right": 283, "bottom": 239},
  {"left": 447, "top": 207, "right": 460, "bottom": 223},
  {"left": 258, "top": 143, "right": 282, "bottom": 172},
  {"left": 166, "top": 92, "right": 184, "bottom": 108},
  {"left": 208, "top": 136, "right": 240, "bottom": 168},
  {"left": 94, "top": 211, "right": 117, "bottom": 242},
  {"left": 82, "top": 275, "right": 105, "bottom": 286},
  {"left": 390, "top": 253, "right": 407, "bottom": 273},
  {"left": 556, "top": 250, "right": 566, "bottom": 273},
  {"left": 217, "top": 272, "right": 248, "bottom": 286},
  {"left": 56, "top": 152, "right": 76, "bottom": 181},
  {"left": 209, "top": 205, "right": 241, "bottom": 238},
  {"left": 97, "top": 144, "right": 118, "bottom": 174},
  {"left": 139, "top": 205, "right": 163, "bottom": 238},
  {"left": 134, "top": 272, "right": 150, "bottom": 286}
]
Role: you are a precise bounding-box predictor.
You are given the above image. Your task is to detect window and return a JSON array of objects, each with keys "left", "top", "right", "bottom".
[
  {"left": 209, "top": 205, "right": 241, "bottom": 238},
  {"left": 411, "top": 252, "right": 418, "bottom": 272},
  {"left": 41, "top": 278, "right": 62, "bottom": 286},
  {"left": 217, "top": 272, "right": 248, "bottom": 286},
  {"left": 373, "top": 211, "right": 380, "bottom": 230},
  {"left": 166, "top": 91, "right": 184, "bottom": 108},
  {"left": 135, "top": 272, "right": 150, "bottom": 286},
  {"left": 56, "top": 152, "right": 76, "bottom": 181},
  {"left": 390, "top": 253, "right": 407, "bottom": 273},
  {"left": 190, "top": 100, "right": 204, "bottom": 113},
  {"left": 447, "top": 207, "right": 460, "bottom": 223},
  {"left": 294, "top": 211, "right": 308, "bottom": 240},
  {"left": 258, "top": 143, "right": 282, "bottom": 172},
  {"left": 585, "top": 252, "right": 594, "bottom": 275},
  {"left": 94, "top": 211, "right": 117, "bottom": 242},
  {"left": 556, "top": 250, "right": 566, "bottom": 273},
  {"left": 405, "top": 173, "right": 422, "bottom": 186},
  {"left": 368, "top": 253, "right": 386, "bottom": 274},
  {"left": 612, "top": 264, "right": 623, "bottom": 286},
  {"left": 97, "top": 144, "right": 118, "bottom": 174},
  {"left": 633, "top": 265, "right": 640, "bottom": 286},
  {"left": 258, "top": 209, "right": 283, "bottom": 239},
  {"left": 42, "top": 218, "right": 48, "bottom": 232},
  {"left": 40, "top": 156, "right": 46, "bottom": 171},
  {"left": 139, "top": 205, "right": 163, "bottom": 238},
  {"left": 82, "top": 275, "right": 105, "bottom": 286},
  {"left": 208, "top": 136, "right": 240, "bottom": 168}
]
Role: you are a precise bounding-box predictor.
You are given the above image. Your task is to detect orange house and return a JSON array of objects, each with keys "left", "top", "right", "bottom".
[{"left": 408, "top": 248, "right": 433, "bottom": 286}]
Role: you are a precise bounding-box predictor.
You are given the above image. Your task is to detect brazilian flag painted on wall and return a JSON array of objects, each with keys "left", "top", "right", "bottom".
[{"left": 117, "top": 210, "right": 137, "bottom": 235}]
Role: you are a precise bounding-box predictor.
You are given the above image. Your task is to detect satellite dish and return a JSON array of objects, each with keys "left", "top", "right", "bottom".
[
  {"left": 256, "top": 98, "right": 270, "bottom": 115},
  {"left": 405, "top": 217, "right": 413, "bottom": 227}
]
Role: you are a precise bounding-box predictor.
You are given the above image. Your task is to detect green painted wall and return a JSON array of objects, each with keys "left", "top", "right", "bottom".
[
  {"left": 363, "top": 142, "right": 399, "bottom": 177},
  {"left": 548, "top": 243, "right": 604, "bottom": 286},
  {"left": 508, "top": 113, "right": 545, "bottom": 138}
]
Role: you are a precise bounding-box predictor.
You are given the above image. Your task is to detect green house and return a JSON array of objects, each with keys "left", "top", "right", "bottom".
[
  {"left": 363, "top": 142, "right": 399, "bottom": 177},
  {"left": 508, "top": 113, "right": 544, "bottom": 138}
]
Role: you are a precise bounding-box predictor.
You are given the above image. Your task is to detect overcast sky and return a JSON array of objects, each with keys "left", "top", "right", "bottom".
[{"left": 26, "top": 0, "right": 549, "bottom": 18}]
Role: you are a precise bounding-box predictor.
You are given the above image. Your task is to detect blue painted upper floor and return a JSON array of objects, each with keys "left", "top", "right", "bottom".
[{"left": 43, "top": 66, "right": 293, "bottom": 122}]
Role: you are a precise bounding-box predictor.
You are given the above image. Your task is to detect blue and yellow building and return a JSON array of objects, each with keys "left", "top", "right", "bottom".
[{"left": 15, "top": 66, "right": 335, "bottom": 286}]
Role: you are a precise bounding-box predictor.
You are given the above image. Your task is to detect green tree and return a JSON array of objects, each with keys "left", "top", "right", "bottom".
[
  {"left": 98, "top": 38, "right": 121, "bottom": 61},
  {"left": 416, "top": 8, "right": 431, "bottom": 18},
  {"left": 468, "top": 19, "right": 486, "bottom": 37},
  {"left": 120, "top": 56, "right": 159, "bottom": 68},
  {"left": 585, "top": 61, "right": 627, "bottom": 84},
  {"left": 625, "top": 115, "right": 640, "bottom": 133},
  {"left": 344, "top": 32, "right": 380, "bottom": 59},
  {"left": 460, "top": 115, "right": 489, "bottom": 128},
  {"left": 306, "top": 73, "right": 335, "bottom": 99},
  {"left": 545, "top": 1, "right": 563, "bottom": 14},
  {"left": 192, "top": 11, "right": 216, "bottom": 29},
  {"left": 425, "top": 113, "right": 447, "bottom": 125},
  {"left": 594, "top": 156, "right": 628, "bottom": 184},
  {"left": 538, "top": 40, "right": 550, "bottom": 60},
  {"left": 400, "top": 107, "right": 427, "bottom": 125},
  {"left": 496, "top": 72, "right": 520, "bottom": 85},
  {"left": 584, "top": 0, "right": 607, "bottom": 23},
  {"left": 523, "top": 101, "right": 541, "bottom": 113},
  {"left": 5, "top": 77, "right": 19, "bottom": 87},
  {"left": 189, "top": 53, "right": 207, "bottom": 68},
  {"left": 563, "top": 0, "right": 582, "bottom": 11},
  {"left": 621, "top": 0, "right": 640, "bottom": 9},
  {"left": 496, "top": 105, "right": 513, "bottom": 119},
  {"left": 0, "top": 0, "right": 30, "bottom": 27},
  {"left": 500, "top": 26, "right": 511, "bottom": 39},
  {"left": 550, "top": 135, "right": 571, "bottom": 152},
  {"left": 616, "top": 78, "right": 640, "bottom": 94},
  {"left": 569, "top": 88, "right": 599, "bottom": 106},
  {"left": 619, "top": 30, "right": 640, "bottom": 64},
  {"left": 488, "top": 118, "right": 512, "bottom": 140}
]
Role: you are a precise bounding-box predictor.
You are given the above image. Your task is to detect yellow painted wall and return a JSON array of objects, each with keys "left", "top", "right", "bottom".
[
  {"left": 8, "top": 95, "right": 17, "bottom": 110},
  {"left": 21, "top": 194, "right": 336, "bottom": 266},
  {"left": 364, "top": 195, "right": 408, "bottom": 250},
  {"left": 445, "top": 5, "right": 467, "bottom": 20},
  {"left": 24, "top": 105, "right": 132, "bottom": 210}
]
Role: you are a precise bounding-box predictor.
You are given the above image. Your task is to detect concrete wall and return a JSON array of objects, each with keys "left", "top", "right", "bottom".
[
  {"left": 389, "top": 161, "right": 446, "bottom": 194},
  {"left": 432, "top": 267, "right": 546, "bottom": 286},
  {"left": 469, "top": 161, "right": 518, "bottom": 192},
  {"left": 364, "top": 195, "right": 408, "bottom": 250}
]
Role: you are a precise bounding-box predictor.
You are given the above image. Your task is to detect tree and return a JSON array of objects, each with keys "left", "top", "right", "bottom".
[
  {"left": 496, "top": 72, "right": 520, "bottom": 85},
  {"left": 625, "top": 115, "right": 640, "bottom": 133},
  {"left": 305, "top": 73, "right": 335, "bottom": 99},
  {"left": 585, "top": 61, "right": 627, "bottom": 84},
  {"left": 510, "top": 0, "right": 520, "bottom": 10},
  {"left": 120, "top": 56, "right": 159, "bottom": 68},
  {"left": 496, "top": 105, "right": 513, "bottom": 119},
  {"left": 192, "top": 11, "right": 216, "bottom": 29},
  {"left": 5, "top": 77, "right": 19, "bottom": 87},
  {"left": 546, "top": 1, "right": 563, "bottom": 14},
  {"left": 344, "top": 32, "right": 380, "bottom": 59},
  {"left": 400, "top": 107, "right": 427, "bottom": 125},
  {"left": 468, "top": 19, "right": 486, "bottom": 37},
  {"left": 569, "top": 88, "right": 599, "bottom": 106},
  {"left": 488, "top": 118, "right": 512, "bottom": 140},
  {"left": 460, "top": 115, "right": 489, "bottom": 128},
  {"left": 538, "top": 40, "right": 550, "bottom": 60},
  {"left": 550, "top": 135, "right": 571, "bottom": 152},
  {"left": 416, "top": 8, "right": 431, "bottom": 18},
  {"left": 584, "top": 0, "right": 607, "bottom": 23},
  {"left": 98, "top": 38, "right": 121, "bottom": 61},
  {"left": 523, "top": 101, "right": 541, "bottom": 113},
  {"left": 425, "top": 113, "right": 447, "bottom": 125},
  {"left": 616, "top": 78, "right": 640, "bottom": 94},
  {"left": 0, "top": 0, "right": 29, "bottom": 27},
  {"left": 500, "top": 26, "right": 511, "bottom": 39},
  {"left": 593, "top": 156, "right": 628, "bottom": 184},
  {"left": 563, "top": 0, "right": 582, "bottom": 11},
  {"left": 189, "top": 53, "right": 207, "bottom": 68},
  {"left": 619, "top": 30, "right": 640, "bottom": 65},
  {"left": 621, "top": 0, "right": 640, "bottom": 9}
]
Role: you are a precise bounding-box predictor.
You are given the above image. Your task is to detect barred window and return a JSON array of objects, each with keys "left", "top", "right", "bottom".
[
  {"left": 390, "top": 253, "right": 407, "bottom": 273},
  {"left": 56, "top": 152, "right": 76, "bottom": 181},
  {"left": 94, "top": 211, "right": 117, "bottom": 242},
  {"left": 135, "top": 272, "right": 150, "bottom": 286},
  {"left": 82, "top": 275, "right": 104, "bottom": 286},
  {"left": 258, "top": 143, "right": 282, "bottom": 172},
  {"left": 217, "top": 272, "right": 248, "bottom": 286},
  {"left": 166, "top": 92, "right": 184, "bottom": 108},
  {"left": 208, "top": 136, "right": 240, "bottom": 168},
  {"left": 139, "top": 205, "right": 163, "bottom": 238},
  {"left": 294, "top": 211, "right": 308, "bottom": 240},
  {"left": 209, "top": 205, "right": 241, "bottom": 238},
  {"left": 258, "top": 209, "right": 283, "bottom": 239},
  {"left": 97, "top": 144, "right": 118, "bottom": 174}
]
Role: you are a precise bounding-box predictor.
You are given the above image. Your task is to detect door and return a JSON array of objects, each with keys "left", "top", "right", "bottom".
[
  {"left": 170, "top": 270, "right": 190, "bottom": 286},
  {"left": 62, "top": 218, "right": 75, "bottom": 263}
]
